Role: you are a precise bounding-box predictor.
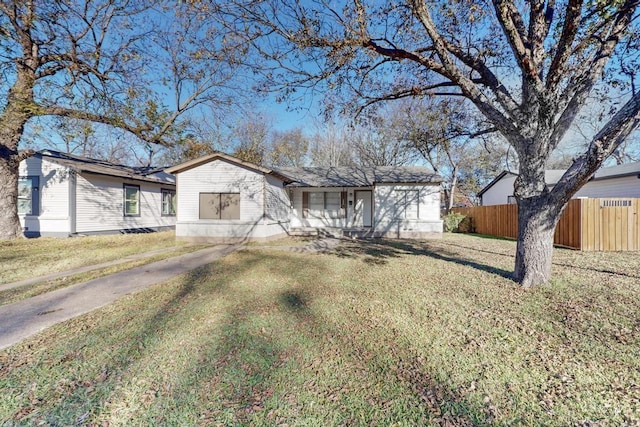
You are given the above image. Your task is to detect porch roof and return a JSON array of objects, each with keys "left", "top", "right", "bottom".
[{"left": 276, "top": 166, "right": 441, "bottom": 187}]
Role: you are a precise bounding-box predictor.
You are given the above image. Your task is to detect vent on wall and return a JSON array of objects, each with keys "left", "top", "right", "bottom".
[{"left": 601, "top": 200, "right": 632, "bottom": 207}]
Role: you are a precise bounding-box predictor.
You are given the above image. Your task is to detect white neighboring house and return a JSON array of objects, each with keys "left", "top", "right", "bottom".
[
  {"left": 166, "top": 153, "right": 443, "bottom": 243},
  {"left": 18, "top": 150, "right": 176, "bottom": 237},
  {"left": 478, "top": 162, "right": 640, "bottom": 206}
]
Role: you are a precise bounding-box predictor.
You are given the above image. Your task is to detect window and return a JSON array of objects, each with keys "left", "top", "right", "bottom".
[
  {"left": 308, "top": 192, "right": 325, "bottom": 217},
  {"left": 325, "top": 192, "right": 342, "bottom": 218},
  {"left": 396, "top": 190, "right": 420, "bottom": 219},
  {"left": 18, "top": 176, "right": 39, "bottom": 216},
  {"left": 162, "top": 189, "right": 176, "bottom": 216},
  {"left": 124, "top": 184, "right": 140, "bottom": 216},
  {"left": 199, "top": 193, "right": 240, "bottom": 220},
  {"left": 302, "top": 191, "right": 347, "bottom": 219}
]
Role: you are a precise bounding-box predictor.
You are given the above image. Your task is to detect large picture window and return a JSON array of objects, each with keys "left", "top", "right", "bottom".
[
  {"left": 199, "top": 193, "right": 240, "bottom": 220},
  {"left": 302, "top": 191, "right": 347, "bottom": 219},
  {"left": 18, "top": 176, "right": 39, "bottom": 215},
  {"left": 124, "top": 184, "right": 140, "bottom": 216},
  {"left": 396, "top": 190, "right": 420, "bottom": 219},
  {"left": 162, "top": 189, "right": 176, "bottom": 216}
]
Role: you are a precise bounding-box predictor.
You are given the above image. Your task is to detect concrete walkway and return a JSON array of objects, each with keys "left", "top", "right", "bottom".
[
  {"left": 0, "top": 246, "right": 182, "bottom": 292},
  {"left": 0, "top": 244, "right": 239, "bottom": 350},
  {"left": 246, "top": 237, "right": 342, "bottom": 253}
]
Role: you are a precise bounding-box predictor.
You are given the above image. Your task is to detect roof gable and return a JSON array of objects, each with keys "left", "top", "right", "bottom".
[
  {"left": 165, "top": 152, "right": 291, "bottom": 182},
  {"left": 477, "top": 169, "right": 566, "bottom": 197}
]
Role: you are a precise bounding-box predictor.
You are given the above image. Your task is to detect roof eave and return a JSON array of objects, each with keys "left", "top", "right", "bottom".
[
  {"left": 166, "top": 152, "right": 292, "bottom": 184},
  {"left": 477, "top": 170, "right": 515, "bottom": 197}
]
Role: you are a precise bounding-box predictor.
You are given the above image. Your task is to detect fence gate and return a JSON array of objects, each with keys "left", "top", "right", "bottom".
[{"left": 581, "top": 198, "right": 640, "bottom": 251}]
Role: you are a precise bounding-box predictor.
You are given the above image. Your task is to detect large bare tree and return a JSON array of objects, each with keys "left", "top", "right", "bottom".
[
  {"left": 0, "top": 0, "right": 241, "bottom": 239},
  {"left": 214, "top": 0, "right": 640, "bottom": 287}
]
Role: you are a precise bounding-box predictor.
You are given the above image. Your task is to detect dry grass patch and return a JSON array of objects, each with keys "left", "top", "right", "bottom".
[
  {"left": 0, "top": 245, "right": 204, "bottom": 306},
  {"left": 1, "top": 233, "right": 639, "bottom": 425},
  {"left": 0, "top": 231, "right": 185, "bottom": 284}
]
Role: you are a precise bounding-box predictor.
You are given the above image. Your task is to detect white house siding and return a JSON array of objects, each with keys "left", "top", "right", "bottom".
[
  {"left": 481, "top": 174, "right": 640, "bottom": 206},
  {"left": 174, "top": 159, "right": 287, "bottom": 242},
  {"left": 74, "top": 174, "right": 175, "bottom": 234},
  {"left": 18, "top": 156, "right": 71, "bottom": 236},
  {"left": 374, "top": 184, "right": 443, "bottom": 238},
  {"left": 264, "top": 175, "right": 291, "bottom": 223},
  {"left": 481, "top": 174, "right": 517, "bottom": 206},
  {"left": 576, "top": 176, "right": 640, "bottom": 198}
]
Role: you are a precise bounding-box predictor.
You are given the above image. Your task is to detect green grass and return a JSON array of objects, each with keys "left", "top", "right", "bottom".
[
  {"left": 0, "top": 231, "right": 186, "bottom": 284},
  {"left": 1, "top": 234, "right": 639, "bottom": 425}
]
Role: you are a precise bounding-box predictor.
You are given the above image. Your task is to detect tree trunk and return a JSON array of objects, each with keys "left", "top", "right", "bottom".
[
  {"left": 0, "top": 152, "right": 23, "bottom": 239},
  {"left": 514, "top": 196, "right": 563, "bottom": 287},
  {"left": 447, "top": 168, "right": 458, "bottom": 213}
]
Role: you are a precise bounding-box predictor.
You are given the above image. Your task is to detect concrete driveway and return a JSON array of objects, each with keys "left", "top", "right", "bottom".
[{"left": 0, "top": 244, "right": 239, "bottom": 350}]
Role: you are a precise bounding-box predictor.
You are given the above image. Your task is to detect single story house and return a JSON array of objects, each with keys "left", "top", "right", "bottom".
[
  {"left": 18, "top": 149, "right": 176, "bottom": 237},
  {"left": 166, "top": 153, "right": 443, "bottom": 242},
  {"left": 478, "top": 162, "right": 640, "bottom": 206}
]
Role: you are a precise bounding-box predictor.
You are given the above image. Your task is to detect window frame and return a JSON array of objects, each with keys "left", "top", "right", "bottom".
[
  {"left": 302, "top": 191, "right": 347, "bottom": 219},
  {"left": 199, "top": 192, "right": 241, "bottom": 220},
  {"left": 396, "top": 189, "right": 420, "bottom": 220},
  {"left": 17, "top": 176, "right": 39, "bottom": 216},
  {"left": 161, "top": 189, "right": 176, "bottom": 216},
  {"left": 123, "top": 184, "right": 141, "bottom": 217}
]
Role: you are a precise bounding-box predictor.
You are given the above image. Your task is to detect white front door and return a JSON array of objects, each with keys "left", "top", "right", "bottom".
[{"left": 354, "top": 191, "right": 372, "bottom": 227}]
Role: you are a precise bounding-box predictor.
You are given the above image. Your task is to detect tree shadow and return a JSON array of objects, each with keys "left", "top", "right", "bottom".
[
  {"left": 1, "top": 248, "right": 498, "bottom": 425},
  {"left": 334, "top": 238, "right": 514, "bottom": 280},
  {"left": 446, "top": 235, "right": 640, "bottom": 280}
]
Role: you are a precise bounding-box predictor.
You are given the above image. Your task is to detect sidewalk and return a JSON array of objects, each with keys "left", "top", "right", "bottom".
[
  {"left": 0, "top": 246, "right": 182, "bottom": 292},
  {"left": 0, "top": 244, "right": 239, "bottom": 350}
]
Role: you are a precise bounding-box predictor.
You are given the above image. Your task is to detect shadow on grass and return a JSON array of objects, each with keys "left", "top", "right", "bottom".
[
  {"left": 335, "top": 238, "right": 514, "bottom": 280},
  {"left": 2, "top": 248, "right": 496, "bottom": 425},
  {"left": 447, "top": 234, "right": 640, "bottom": 280}
]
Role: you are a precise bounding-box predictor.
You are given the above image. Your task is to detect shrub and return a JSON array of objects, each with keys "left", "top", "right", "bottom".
[{"left": 443, "top": 212, "right": 466, "bottom": 232}]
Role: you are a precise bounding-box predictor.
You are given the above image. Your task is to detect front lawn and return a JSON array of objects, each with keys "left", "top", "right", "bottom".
[
  {"left": 0, "top": 231, "right": 185, "bottom": 284},
  {"left": 1, "top": 234, "right": 639, "bottom": 425}
]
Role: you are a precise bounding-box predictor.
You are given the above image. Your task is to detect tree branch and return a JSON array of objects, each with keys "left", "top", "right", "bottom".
[
  {"left": 552, "top": 91, "right": 640, "bottom": 204},
  {"left": 410, "top": 0, "right": 520, "bottom": 138},
  {"left": 492, "top": 0, "right": 543, "bottom": 92},
  {"left": 546, "top": 0, "right": 583, "bottom": 90},
  {"left": 551, "top": 0, "right": 639, "bottom": 148},
  {"left": 35, "top": 104, "right": 173, "bottom": 147}
]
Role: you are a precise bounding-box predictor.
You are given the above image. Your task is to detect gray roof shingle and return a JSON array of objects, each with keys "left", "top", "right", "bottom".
[
  {"left": 38, "top": 149, "right": 175, "bottom": 185},
  {"left": 275, "top": 166, "right": 441, "bottom": 187}
]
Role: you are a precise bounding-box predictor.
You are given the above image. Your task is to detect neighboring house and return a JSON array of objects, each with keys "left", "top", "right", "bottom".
[
  {"left": 166, "top": 153, "right": 443, "bottom": 243},
  {"left": 18, "top": 150, "right": 176, "bottom": 237},
  {"left": 478, "top": 162, "right": 640, "bottom": 206}
]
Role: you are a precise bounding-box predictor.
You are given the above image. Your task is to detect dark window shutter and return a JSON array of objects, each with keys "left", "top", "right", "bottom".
[
  {"left": 302, "top": 192, "right": 309, "bottom": 219},
  {"left": 341, "top": 191, "right": 347, "bottom": 218},
  {"left": 31, "top": 176, "right": 40, "bottom": 216}
]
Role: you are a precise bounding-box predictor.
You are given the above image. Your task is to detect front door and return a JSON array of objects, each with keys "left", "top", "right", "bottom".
[{"left": 354, "top": 191, "right": 372, "bottom": 227}]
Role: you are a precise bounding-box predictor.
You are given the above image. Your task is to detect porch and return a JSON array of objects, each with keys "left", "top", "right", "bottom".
[{"left": 288, "top": 226, "right": 375, "bottom": 239}]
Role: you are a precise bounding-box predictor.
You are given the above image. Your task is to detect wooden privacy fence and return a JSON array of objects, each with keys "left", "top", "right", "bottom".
[{"left": 453, "top": 198, "right": 640, "bottom": 251}]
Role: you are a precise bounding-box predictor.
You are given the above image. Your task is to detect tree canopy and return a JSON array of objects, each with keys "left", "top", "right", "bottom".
[
  {"left": 209, "top": 0, "right": 640, "bottom": 286},
  {"left": 0, "top": 0, "right": 244, "bottom": 239}
]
